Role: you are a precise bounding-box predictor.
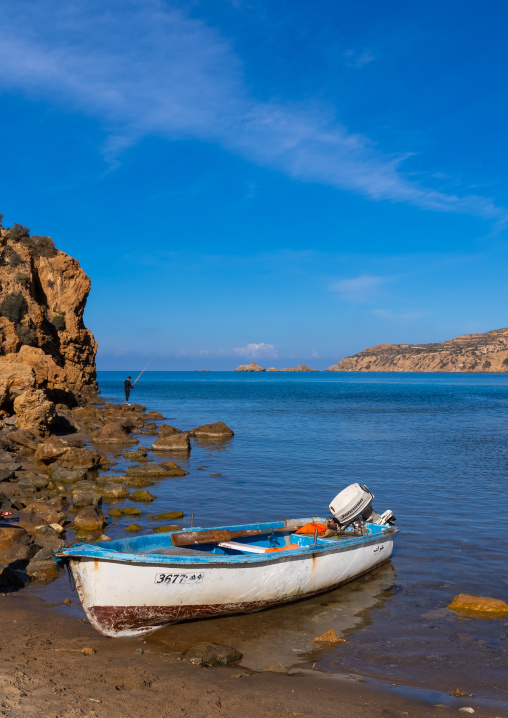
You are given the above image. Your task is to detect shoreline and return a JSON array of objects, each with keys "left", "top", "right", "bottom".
[{"left": 3, "top": 592, "right": 506, "bottom": 718}]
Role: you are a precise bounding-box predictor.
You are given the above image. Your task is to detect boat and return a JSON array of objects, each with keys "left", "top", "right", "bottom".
[{"left": 56, "top": 484, "right": 398, "bottom": 638}]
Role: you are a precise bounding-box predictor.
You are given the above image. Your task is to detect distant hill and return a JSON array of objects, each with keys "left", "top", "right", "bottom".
[{"left": 327, "top": 327, "right": 508, "bottom": 373}]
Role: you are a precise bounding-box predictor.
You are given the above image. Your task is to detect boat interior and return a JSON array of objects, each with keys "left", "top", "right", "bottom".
[{"left": 58, "top": 519, "right": 392, "bottom": 562}]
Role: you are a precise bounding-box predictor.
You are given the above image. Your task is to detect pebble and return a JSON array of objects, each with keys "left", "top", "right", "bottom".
[{"left": 458, "top": 709, "right": 474, "bottom": 714}]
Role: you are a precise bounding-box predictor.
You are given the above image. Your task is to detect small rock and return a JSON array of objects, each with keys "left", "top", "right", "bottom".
[
  {"left": 125, "top": 524, "right": 143, "bottom": 532},
  {"left": 262, "top": 661, "right": 287, "bottom": 674},
  {"left": 448, "top": 594, "right": 508, "bottom": 616},
  {"left": 458, "top": 709, "right": 474, "bottom": 714},
  {"left": 121, "top": 506, "right": 141, "bottom": 516},
  {"left": 312, "top": 629, "right": 345, "bottom": 643},
  {"left": 451, "top": 689, "right": 468, "bottom": 698},
  {"left": 210, "top": 473, "right": 222, "bottom": 477},
  {"left": 108, "top": 509, "right": 123, "bottom": 518},
  {"left": 128, "top": 490, "right": 156, "bottom": 503},
  {"left": 153, "top": 511, "right": 184, "bottom": 520},
  {"left": 82, "top": 647, "right": 96, "bottom": 656},
  {"left": 182, "top": 643, "right": 242, "bottom": 667},
  {"left": 97, "top": 534, "right": 111, "bottom": 541},
  {"left": 63, "top": 598, "right": 72, "bottom": 605}
]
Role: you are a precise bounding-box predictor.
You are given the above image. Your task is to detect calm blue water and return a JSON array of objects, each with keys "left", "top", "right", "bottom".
[{"left": 43, "top": 372, "right": 508, "bottom": 702}]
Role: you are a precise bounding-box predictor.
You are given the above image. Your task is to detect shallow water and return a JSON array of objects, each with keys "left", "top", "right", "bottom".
[{"left": 33, "top": 371, "right": 508, "bottom": 703}]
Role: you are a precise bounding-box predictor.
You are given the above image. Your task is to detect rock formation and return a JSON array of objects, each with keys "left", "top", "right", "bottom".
[
  {"left": 234, "top": 362, "right": 266, "bottom": 372},
  {"left": 0, "top": 216, "right": 98, "bottom": 432},
  {"left": 326, "top": 327, "right": 508, "bottom": 373}
]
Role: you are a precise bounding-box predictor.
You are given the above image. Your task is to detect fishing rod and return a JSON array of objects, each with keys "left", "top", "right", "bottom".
[{"left": 132, "top": 361, "right": 150, "bottom": 386}]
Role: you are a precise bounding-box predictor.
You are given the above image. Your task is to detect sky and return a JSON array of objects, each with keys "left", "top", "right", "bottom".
[{"left": 0, "top": 0, "right": 507, "bottom": 370}]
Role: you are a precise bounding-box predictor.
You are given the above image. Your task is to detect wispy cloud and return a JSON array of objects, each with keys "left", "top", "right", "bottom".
[
  {"left": 330, "top": 274, "right": 394, "bottom": 302},
  {"left": 0, "top": 0, "right": 504, "bottom": 220},
  {"left": 344, "top": 49, "right": 375, "bottom": 68},
  {"left": 233, "top": 342, "right": 277, "bottom": 358}
]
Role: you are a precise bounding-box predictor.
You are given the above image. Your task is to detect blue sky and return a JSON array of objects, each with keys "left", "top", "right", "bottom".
[{"left": 1, "top": 0, "right": 507, "bottom": 369}]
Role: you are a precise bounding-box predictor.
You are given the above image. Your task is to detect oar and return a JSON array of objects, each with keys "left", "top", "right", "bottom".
[{"left": 132, "top": 362, "right": 150, "bottom": 386}]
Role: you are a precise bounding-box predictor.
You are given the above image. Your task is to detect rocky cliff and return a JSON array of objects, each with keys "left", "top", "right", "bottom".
[
  {"left": 0, "top": 217, "right": 98, "bottom": 431},
  {"left": 327, "top": 328, "right": 508, "bottom": 373}
]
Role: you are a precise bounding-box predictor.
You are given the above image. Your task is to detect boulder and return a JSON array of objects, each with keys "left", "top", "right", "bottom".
[
  {"left": 31, "top": 525, "right": 64, "bottom": 551},
  {"left": 34, "top": 436, "right": 69, "bottom": 465},
  {"left": 189, "top": 422, "right": 234, "bottom": 438},
  {"left": 26, "top": 547, "right": 58, "bottom": 579},
  {"left": 126, "top": 463, "right": 174, "bottom": 478},
  {"left": 50, "top": 465, "right": 87, "bottom": 482},
  {"left": 183, "top": 643, "right": 242, "bottom": 667},
  {"left": 0, "top": 525, "right": 33, "bottom": 563},
  {"left": 448, "top": 594, "right": 508, "bottom": 615},
  {"left": 151, "top": 431, "right": 191, "bottom": 452},
  {"left": 73, "top": 505, "right": 107, "bottom": 532},
  {"left": 0, "top": 468, "right": 15, "bottom": 482},
  {"left": 5, "top": 429, "right": 39, "bottom": 451},
  {"left": 145, "top": 411, "right": 164, "bottom": 420},
  {"left": 14, "top": 389, "right": 56, "bottom": 435},
  {"left": 96, "top": 483, "right": 129, "bottom": 500},
  {"left": 54, "top": 446, "right": 101, "bottom": 470},
  {"left": 72, "top": 488, "right": 102, "bottom": 508},
  {"left": 128, "top": 490, "right": 156, "bottom": 503},
  {"left": 92, "top": 421, "right": 138, "bottom": 445},
  {"left": 159, "top": 424, "right": 182, "bottom": 437}
]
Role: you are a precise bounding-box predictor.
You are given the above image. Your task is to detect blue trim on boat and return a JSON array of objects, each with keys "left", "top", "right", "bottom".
[{"left": 56, "top": 518, "right": 395, "bottom": 566}]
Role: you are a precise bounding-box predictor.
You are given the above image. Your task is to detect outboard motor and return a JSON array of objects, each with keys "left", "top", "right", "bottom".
[{"left": 328, "top": 483, "right": 395, "bottom": 534}]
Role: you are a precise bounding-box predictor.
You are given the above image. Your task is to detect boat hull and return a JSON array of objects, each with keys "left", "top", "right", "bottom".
[{"left": 70, "top": 533, "right": 394, "bottom": 637}]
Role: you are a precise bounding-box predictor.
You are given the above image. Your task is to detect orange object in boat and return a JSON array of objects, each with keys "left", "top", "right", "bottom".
[
  {"left": 294, "top": 522, "right": 327, "bottom": 536},
  {"left": 265, "top": 543, "right": 301, "bottom": 553}
]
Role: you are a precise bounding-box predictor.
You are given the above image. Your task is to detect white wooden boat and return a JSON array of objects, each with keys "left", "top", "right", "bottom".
[{"left": 56, "top": 511, "right": 397, "bottom": 638}]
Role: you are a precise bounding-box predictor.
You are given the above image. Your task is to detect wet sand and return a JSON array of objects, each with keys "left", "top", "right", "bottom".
[{"left": 1, "top": 593, "right": 506, "bottom": 718}]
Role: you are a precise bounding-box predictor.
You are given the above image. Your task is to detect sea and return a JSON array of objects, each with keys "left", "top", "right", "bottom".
[{"left": 34, "top": 371, "right": 508, "bottom": 705}]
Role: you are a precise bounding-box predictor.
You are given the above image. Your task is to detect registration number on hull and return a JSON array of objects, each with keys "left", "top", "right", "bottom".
[{"left": 154, "top": 573, "right": 204, "bottom": 585}]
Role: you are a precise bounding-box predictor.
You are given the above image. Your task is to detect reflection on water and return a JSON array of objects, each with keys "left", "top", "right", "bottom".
[
  {"left": 146, "top": 564, "right": 396, "bottom": 671},
  {"left": 29, "top": 372, "right": 508, "bottom": 701}
]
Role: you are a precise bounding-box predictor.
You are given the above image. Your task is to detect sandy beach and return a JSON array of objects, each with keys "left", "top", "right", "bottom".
[{"left": 3, "top": 591, "right": 506, "bottom": 718}]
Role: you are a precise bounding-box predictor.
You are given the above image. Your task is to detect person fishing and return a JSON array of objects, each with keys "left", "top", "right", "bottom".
[
  {"left": 124, "top": 363, "right": 150, "bottom": 404},
  {"left": 124, "top": 376, "right": 134, "bottom": 405}
]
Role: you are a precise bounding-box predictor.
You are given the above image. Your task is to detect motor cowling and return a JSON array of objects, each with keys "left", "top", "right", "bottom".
[{"left": 329, "top": 483, "right": 374, "bottom": 528}]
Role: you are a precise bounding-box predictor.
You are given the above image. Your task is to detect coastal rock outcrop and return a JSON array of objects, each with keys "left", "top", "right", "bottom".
[
  {"left": 189, "top": 421, "right": 234, "bottom": 438},
  {"left": 234, "top": 362, "right": 265, "bottom": 372},
  {"left": 0, "top": 216, "right": 98, "bottom": 431},
  {"left": 327, "top": 327, "right": 508, "bottom": 373},
  {"left": 151, "top": 431, "right": 191, "bottom": 452}
]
